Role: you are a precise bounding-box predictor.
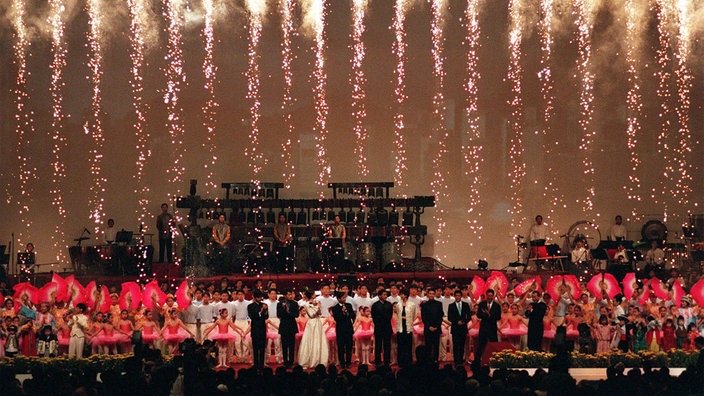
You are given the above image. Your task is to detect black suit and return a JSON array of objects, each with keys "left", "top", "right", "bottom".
[
  {"left": 447, "top": 301, "right": 471, "bottom": 365},
  {"left": 473, "top": 299, "right": 501, "bottom": 367},
  {"left": 330, "top": 301, "right": 355, "bottom": 367},
  {"left": 371, "top": 299, "right": 393, "bottom": 365},
  {"left": 277, "top": 299, "right": 298, "bottom": 366},
  {"left": 420, "top": 299, "right": 444, "bottom": 363},
  {"left": 248, "top": 301, "right": 269, "bottom": 369},
  {"left": 525, "top": 301, "right": 547, "bottom": 351}
]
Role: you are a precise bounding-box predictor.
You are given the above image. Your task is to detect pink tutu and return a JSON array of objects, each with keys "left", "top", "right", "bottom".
[
  {"left": 566, "top": 328, "right": 579, "bottom": 339},
  {"left": 209, "top": 330, "right": 238, "bottom": 342},
  {"left": 468, "top": 328, "right": 479, "bottom": 337},
  {"left": 354, "top": 329, "right": 374, "bottom": 340},
  {"left": 326, "top": 327, "right": 336, "bottom": 341},
  {"left": 413, "top": 323, "right": 424, "bottom": 336},
  {"left": 114, "top": 332, "right": 131, "bottom": 343},
  {"left": 163, "top": 326, "right": 191, "bottom": 343},
  {"left": 57, "top": 329, "right": 70, "bottom": 346},
  {"left": 94, "top": 332, "right": 118, "bottom": 346},
  {"left": 266, "top": 331, "right": 280, "bottom": 340},
  {"left": 543, "top": 329, "right": 556, "bottom": 339},
  {"left": 502, "top": 326, "right": 528, "bottom": 337},
  {"left": 141, "top": 326, "right": 159, "bottom": 342}
]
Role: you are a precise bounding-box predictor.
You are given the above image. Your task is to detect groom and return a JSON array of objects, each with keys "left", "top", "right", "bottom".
[{"left": 330, "top": 291, "right": 355, "bottom": 368}]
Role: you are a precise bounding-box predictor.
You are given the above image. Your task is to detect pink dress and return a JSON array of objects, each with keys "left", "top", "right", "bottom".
[
  {"left": 295, "top": 320, "right": 306, "bottom": 342},
  {"left": 266, "top": 322, "right": 281, "bottom": 340},
  {"left": 325, "top": 321, "right": 336, "bottom": 341},
  {"left": 566, "top": 322, "right": 580, "bottom": 340},
  {"left": 468, "top": 318, "right": 480, "bottom": 337},
  {"left": 115, "top": 323, "right": 132, "bottom": 343},
  {"left": 141, "top": 323, "right": 159, "bottom": 343},
  {"left": 543, "top": 317, "right": 556, "bottom": 339},
  {"left": 57, "top": 327, "right": 70, "bottom": 347},
  {"left": 354, "top": 319, "right": 374, "bottom": 340},
  {"left": 163, "top": 324, "right": 191, "bottom": 343},
  {"left": 595, "top": 324, "right": 612, "bottom": 353},
  {"left": 208, "top": 322, "right": 238, "bottom": 342},
  {"left": 95, "top": 327, "right": 118, "bottom": 346},
  {"left": 501, "top": 316, "right": 528, "bottom": 336}
]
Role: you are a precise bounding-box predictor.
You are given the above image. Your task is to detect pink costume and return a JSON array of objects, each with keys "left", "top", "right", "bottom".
[
  {"left": 566, "top": 322, "right": 580, "bottom": 340},
  {"left": 468, "top": 318, "right": 480, "bottom": 337},
  {"left": 543, "top": 317, "right": 556, "bottom": 339},
  {"left": 295, "top": 320, "right": 306, "bottom": 342},
  {"left": 141, "top": 323, "right": 159, "bottom": 343},
  {"left": 95, "top": 326, "right": 118, "bottom": 346},
  {"left": 163, "top": 324, "right": 191, "bottom": 343},
  {"left": 501, "top": 316, "right": 528, "bottom": 336},
  {"left": 354, "top": 320, "right": 374, "bottom": 340},
  {"left": 115, "top": 323, "right": 132, "bottom": 343},
  {"left": 266, "top": 322, "right": 280, "bottom": 341},
  {"left": 57, "top": 327, "right": 70, "bottom": 347},
  {"left": 325, "top": 321, "right": 336, "bottom": 342},
  {"left": 208, "top": 322, "right": 238, "bottom": 342},
  {"left": 595, "top": 324, "right": 612, "bottom": 353}
]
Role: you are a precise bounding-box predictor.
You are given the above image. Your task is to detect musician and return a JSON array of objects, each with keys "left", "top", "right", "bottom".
[
  {"left": 273, "top": 214, "right": 293, "bottom": 272},
  {"left": 156, "top": 203, "right": 174, "bottom": 263},
  {"left": 212, "top": 214, "right": 231, "bottom": 248},
  {"left": 528, "top": 215, "right": 548, "bottom": 246},
  {"left": 18, "top": 242, "right": 35, "bottom": 267},
  {"left": 644, "top": 240, "right": 665, "bottom": 275},
  {"left": 571, "top": 239, "right": 590, "bottom": 268},
  {"left": 609, "top": 215, "right": 627, "bottom": 241},
  {"left": 103, "top": 219, "right": 117, "bottom": 244},
  {"left": 327, "top": 215, "right": 346, "bottom": 240},
  {"left": 613, "top": 243, "right": 629, "bottom": 264}
]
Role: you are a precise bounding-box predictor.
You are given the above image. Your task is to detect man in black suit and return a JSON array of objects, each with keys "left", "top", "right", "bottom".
[
  {"left": 330, "top": 291, "right": 355, "bottom": 368},
  {"left": 472, "top": 288, "right": 501, "bottom": 369},
  {"left": 277, "top": 288, "right": 299, "bottom": 368},
  {"left": 525, "top": 290, "right": 547, "bottom": 351},
  {"left": 247, "top": 290, "right": 269, "bottom": 370},
  {"left": 421, "top": 288, "right": 444, "bottom": 364},
  {"left": 447, "top": 289, "right": 471, "bottom": 366},
  {"left": 370, "top": 289, "right": 393, "bottom": 366}
]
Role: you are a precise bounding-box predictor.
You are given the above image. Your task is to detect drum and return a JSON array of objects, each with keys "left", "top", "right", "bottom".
[
  {"left": 381, "top": 241, "right": 402, "bottom": 271},
  {"left": 356, "top": 242, "right": 376, "bottom": 272}
]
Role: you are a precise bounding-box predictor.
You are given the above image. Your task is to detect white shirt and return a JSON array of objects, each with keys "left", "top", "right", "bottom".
[
  {"left": 103, "top": 226, "right": 117, "bottom": 244},
  {"left": 645, "top": 248, "right": 665, "bottom": 264},
  {"left": 182, "top": 303, "right": 200, "bottom": 324},
  {"left": 352, "top": 294, "right": 374, "bottom": 315},
  {"left": 214, "top": 301, "right": 236, "bottom": 319},
  {"left": 439, "top": 295, "right": 455, "bottom": 317},
  {"left": 571, "top": 246, "right": 589, "bottom": 263},
  {"left": 197, "top": 303, "right": 218, "bottom": 323},
  {"left": 315, "top": 295, "right": 338, "bottom": 318},
  {"left": 387, "top": 294, "right": 400, "bottom": 305},
  {"left": 529, "top": 223, "right": 547, "bottom": 242},
  {"left": 264, "top": 299, "right": 279, "bottom": 319},
  {"left": 233, "top": 300, "right": 251, "bottom": 321},
  {"left": 610, "top": 224, "right": 627, "bottom": 240},
  {"left": 407, "top": 295, "right": 426, "bottom": 307}
]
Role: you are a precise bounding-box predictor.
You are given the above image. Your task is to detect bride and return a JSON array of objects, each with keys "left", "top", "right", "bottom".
[{"left": 297, "top": 290, "right": 329, "bottom": 368}]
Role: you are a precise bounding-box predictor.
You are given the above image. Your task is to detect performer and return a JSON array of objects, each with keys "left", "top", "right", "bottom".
[
  {"left": 472, "top": 289, "right": 501, "bottom": 370},
  {"left": 103, "top": 219, "right": 117, "bottom": 244},
  {"left": 447, "top": 289, "right": 471, "bottom": 367},
  {"left": 525, "top": 290, "right": 547, "bottom": 351},
  {"left": 264, "top": 289, "right": 282, "bottom": 364},
  {"left": 571, "top": 239, "right": 591, "bottom": 270},
  {"left": 156, "top": 203, "right": 174, "bottom": 263},
  {"left": 613, "top": 243, "right": 629, "bottom": 264},
  {"left": 273, "top": 214, "right": 293, "bottom": 272},
  {"left": 330, "top": 291, "right": 355, "bottom": 368},
  {"left": 298, "top": 291, "right": 329, "bottom": 369},
  {"left": 371, "top": 289, "right": 394, "bottom": 366},
  {"left": 327, "top": 215, "right": 347, "bottom": 270},
  {"left": 609, "top": 215, "right": 627, "bottom": 241},
  {"left": 67, "top": 303, "right": 88, "bottom": 358},
  {"left": 212, "top": 214, "right": 231, "bottom": 248},
  {"left": 247, "top": 290, "right": 269, "bottom": 370},
  {"left": 327, "top": 215, "right": 346, "bottom": 240},
  {"left": 353, "top": 307, "right": 374, "bottom": 365},
  {"left": 420, "top": 288, "right": 444, "bottom": 364},
  {"left": 644, "top": 240, "right": 665, "bottom": 274},
  {"left": 203, "top": 308, "right": 241, "bottom": 368},
  {"left": 277, "top": 289, "right": 299, "bottom": 368},
  {"left": 161, "top": 309, "right": 194, "bottom": 355},
  {"left": 528, "top": 215, "right": 548, "bottom": 246},
  {"left": 394, "top": 288, "right": 416, "bottom": 367},
  {"left": 232, "top": 290, "right": 252, "bottom": 363}
]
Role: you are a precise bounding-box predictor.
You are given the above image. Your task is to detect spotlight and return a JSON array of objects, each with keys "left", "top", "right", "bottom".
[{"left": 477, "top": 260, "right": 488, "bottom": 270}]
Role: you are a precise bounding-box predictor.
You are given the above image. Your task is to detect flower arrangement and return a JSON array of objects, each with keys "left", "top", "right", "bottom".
[
  {"left": 489, "top": 349, "right": 700, "bottom": 369},
  {"left": 0, "top": 354, "right": 174, "bottom": 374}
]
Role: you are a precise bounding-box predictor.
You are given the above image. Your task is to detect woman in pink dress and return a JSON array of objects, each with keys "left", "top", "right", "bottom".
[
  {"left": 499, "top": 303, "right": 528, "bottom": 350},
  {"left": 353, "top": 306, "right": 374, "bottom": 365},
  {"left": 161, "top": 309, "right": 195, "bottom": 354},
  {"left": 115, "top": 310, "right": 134, "bottom": 354},
  {"left": 136, "top": 309, "right": 159, "bottom": 347},
  {"left": 203, "top": 308, "right": 240, "bottom": 368}
]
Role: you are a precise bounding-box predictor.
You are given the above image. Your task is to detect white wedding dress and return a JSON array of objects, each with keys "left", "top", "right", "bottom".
[{"left": 297, "top": 302, "right": 329, "bottom": 368}]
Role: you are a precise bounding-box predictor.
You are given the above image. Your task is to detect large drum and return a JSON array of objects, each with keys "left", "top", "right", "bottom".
[
  {"left": 356, "top": 242, "right": 376, "bottom": 272},
  {"left": 381, "top": 241, "right": 402, "bottom": 271}
]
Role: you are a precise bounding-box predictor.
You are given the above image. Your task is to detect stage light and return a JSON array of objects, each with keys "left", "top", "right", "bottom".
[{"left": 477, "top": 260, "right": 488, "bottom": 270}]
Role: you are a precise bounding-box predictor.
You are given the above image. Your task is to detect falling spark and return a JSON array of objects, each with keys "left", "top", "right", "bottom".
[
  {"left": 163, "top": 0, "right": 187, "bottom": 197},
  {"left": 85, "top": 0, "right": 107, "bottom": 234},
  {"left": 128, "top": 0, "right": 151, "bottom": 229},
  {"left": 350, "top": 0, "right": 369, "bottom": 177},
  {"left": 507, "top": 0, "right": 526, "bottom": 230},
  {"left": 309, "top": 0, "right": 330, "bottom": 198},
  {"left": 391, "top": 0, "right": 408, "bottom": 194},
  {"left": 673, "top": 0, "right": 693, "bottom": 210},
  {"left": 245, "top": 0, "right": 267, "bottom": 181},
  {"left": 623, "top": 0, "right": 644, "bottom": 219},
  {"left": 429, "top": 0, "right": 449, "bottom": 257},
  {"left": 574, "top": 0, "right": 596, "bottom": 218},
  {"left": 538, "top": 0, "right": 564, "bottom": 237},
  {"left": 280, "top": 0, "right": 297, "bottom": 189},
  {"left": 11, "top": 0, "right": 36, "bottom": 247},
  {"left": 463, "top": 0, "right": 483, "bottom": 242},
  {"left": 201, "top": 0, "right": 219, "bottom": 194},
  {"left": 48, "top": 0, "right": 68, "bottom": 264}
]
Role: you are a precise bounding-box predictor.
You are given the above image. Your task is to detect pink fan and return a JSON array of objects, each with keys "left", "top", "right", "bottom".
[
  {"left": 83, "top": 281, "right": 99, "bottom": 309},
  {"left": 39, "top": 282, "right": 60, "bottom": 304},
  {"left": 562, "top": 275, "right": 582, "bottom": 299},
  {"left": 485, "top": 271, "right": 509, "bottom": 297},
  {"left": 119, "top": 282, "right": 142, "bottom": 311},
  {"left": 638, "top": 282, "right": 651, "bottom": 305},
  {"left": 65, "top": 275, "right": 86, "bottom": 305},
  {"left": 513, "top": 276, "right": 542, "bottom": 296},
  {"left": 12, "top": 282, "right": 39, "bottom": 306},
  {"left": 51, "top": 273, "right": 69, "bottom": 303},
  {"left": 176, "top": 280, "right": 192, "bottom": 309},
  {"left": 672, "top": 279, "right": 685, "bottom": 308},
  {"left": 649, "top": 277, "right": 669, "bottom": 300},
  {"left": 691, "top": 278, "right": 704, "bottom": 307},
  {"left": 545, "top": 275, "right": 563, "bottom": 302},
  {"left": 142, "top": 280, "right": 166, "bottom": 310},
  {"left": 98, "top": 285, "right": 111, "bottom": 313},
  {"left": 587, "top": 273, "right": 621, "bottom": 299},
  {"left": 622, "top": 273, "right": 638, "bottom": 300}
]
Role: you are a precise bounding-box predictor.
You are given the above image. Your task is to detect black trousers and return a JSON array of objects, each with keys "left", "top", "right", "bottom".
[
  {"left": 473, "top": 332, "right": 497, "bottom": 367},
  {"left": 424, "top": 329, "right": 440, "bottom": 363},
  {"left": 374, "top": 331, "right": 391, "bottom": 365},
  {"left": 452, "top": 331, "right": 467, "bottom": 365},
  {"left": 281, "top": 333, "right": 296, "bottom": 366},
  {"left": 252, "top": 337, "right": 266, "bottom": 369},
  {"left": 158, "top": 237, "right": 173, "bottom": 263},
  {"left": 336, "top": 332, "right": 353, "bottom": 366},
  {"left": 396, "top": 332, "right": 413, "bottom": 367}
]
